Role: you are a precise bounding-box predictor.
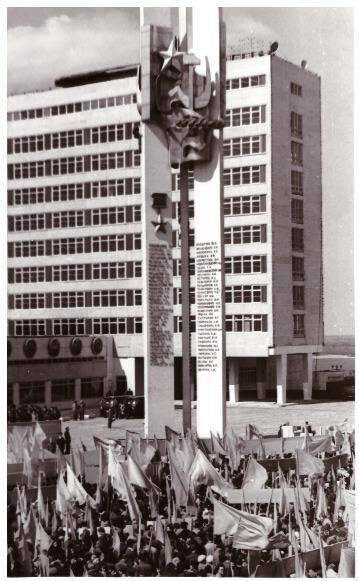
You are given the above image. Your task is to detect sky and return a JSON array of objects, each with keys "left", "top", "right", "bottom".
[{"left": 6, "top": 6, "right": 354, "bottom": 336}]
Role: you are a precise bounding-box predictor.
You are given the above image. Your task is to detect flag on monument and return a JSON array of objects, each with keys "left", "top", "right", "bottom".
[
  {"left": 242, "top": 458, "right": 268, "bottom": 489},
  {"left": 296, "top": 449, "right": 324, "bottom": 475},
  {"left": 213, "top": 499, "right": 273, "bottom": 549}
]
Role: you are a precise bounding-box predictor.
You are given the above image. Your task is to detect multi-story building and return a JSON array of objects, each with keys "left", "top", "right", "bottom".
[{"left": 7, "top": 43, "right": 323, "bottom": 410}]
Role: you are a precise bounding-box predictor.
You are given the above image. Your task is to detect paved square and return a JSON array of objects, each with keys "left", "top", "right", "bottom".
[{"left": 64, "top": 400, "right": 355, "bottom": 450}]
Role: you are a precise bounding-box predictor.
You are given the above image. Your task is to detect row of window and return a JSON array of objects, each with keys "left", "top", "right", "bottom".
[
  {"left": 225, "top": 105, "right": 266, "bottom": 127},
  {"left": 9, "top": 289, "right": 142, "bottom": 310},
  {"left": 13, "top": 377, "right": 106, "bottom": 404},
  {"left": 8, "top": 122, "right": 139, "bottom": 154},
  {"left": 9, "top": 233, "right": 141, "bottom": 259},
  {"left": 224, "top": 135, "right": 266, "bottom": 157},
  {"left": 8, "top": 205, "right": 141, "bottom": 232},
  {"left": 226, "top": 75, "right": 266, "bottom": 90},
  {"left": 224, "top": 194, "right": 266, "bottom": 215},
  {"left": 225, "top": 314, "right": 268, "bottom": 332},
  {"left": 8, "top": 261, "right": 142, "bottom": 284},
  {"left": 223, "top": 165, "right": 266, "bottom": 186},
  {"left": 225, "top": 255, "right": 267, "bottom": 275},
  {"left": 8, "top": 150, "right": 141, "bottom": 180},
  {"left": 7, "top": 93, "right": 136, "bottom": 122},
  {"left": 292, "top": 228, "right": 304, "bottom": 252},
  {"left": 10, "top": 317, "right": 143, "bottom": 337},
  {"left": 224, "top": 224, "right": 267, "bottom": 245},
  {"left": 8, "top": 178, "right": 141, "bottom": 206},
  {"left": 9, "top": 313, "right": 306, "bottom": 338}
]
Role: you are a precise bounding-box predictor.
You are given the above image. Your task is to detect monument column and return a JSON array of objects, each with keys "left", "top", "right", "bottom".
[
  {"left": 193, "top": 6, "right": 226, "bottom": 438},
  {"left": 302, "top": 353, "right": 313, "bottom": 400},
  {"left": 276, "top": 353, "right": 287, "bottom": 405},
  {"left": 228, "top": 359, "right": 239, "bottom": 403},
  {"left": 139, "top": 13, "right": 175, "bottom": 437}
]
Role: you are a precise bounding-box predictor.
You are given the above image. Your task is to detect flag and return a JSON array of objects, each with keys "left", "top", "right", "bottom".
[
  {"left": 155, "top": 514, "right": 165, "bottom": 544},
  {"left": 304, "top": 435, "right": 333, "bottom": 456},
  {"left": 33, "top": 422, "right": 47, "bottom": 449},
  {"left": 22, "top": 446, "right": 33, "bottom": 487},
  {"left": 291, "top": 530, "right": 305, "bottom": 577},
  {"left": 180, "top": 435, "right": 195, "bottom": 473},
  {"left": 242, "top": 458, "right": 268, "bottom": 489},
  {"left": 188, "top": 449, "right": 231, "bottom": 491},
  {"left": 37, "top": 474, "right": 47, "bottom": 524},
  {"left": 126, "top": 430, "right": 142, "bottom": 458},
  {"left": 164, "top": 529, "right": 173, "bottom": 565},
  {"left": 165, "top": 476, "right": 172, "bottom": 520},
  {"left": 35, "top": 520, "right": 52, "bottom": 553},
  {"left": 56, "top": 471, "right": 71, "bottom": 514},
  {"left": 56, "top": 448, "right": 67, "bottom": 476},
  {"left": 66, "top": 463, "right": 96, "bottom": 508},
  {"left": 315, "top": 484, "right": 328, "bottom": 519},
  {"left": 333, "top": 479, "right": 345, "bottom": 522},
  {"left": 258, "top": 436, "right": 266, "bottom": 460},
  {"left": 296, "top": 449, "right": 324, "bottom": 475},
  {"left": 225, "top": 429, "right": 241, "bottom": 471},
  {"left": 72, "top": 448, "right": 85, "bottom": 478},
  {"left": 127, "top": 454, "right": 160, "bottom": 495},
  {"left": 303, "top": 522, "right": 320, "bottom": 549},
  {"left": 247, "top": 423, "right": 262, "bottom": 439},
  {"left": 51, "top": 506, "right": 57, "bottom": 535},
  {"left": 211, "top": 431, "right": 227, "bottom": 458},
  {"left": 165, "top": 425, "right": 181, "bottom": 449},
  {"left": 24, "top": 506, "right": 37, "bottom": 547},
  {"left": 343, "top": 490, "right": 355, "bottom": 543},
  {"left": 338, "top": 547, "right": 355, "bottom": 578},
  {"left": 167, "top": 442, "right": 194, "bottom": 509},
  {"left": 18, "top": 524, "right": 33, "bottom": 576},
  {"left": 212, "top": 498, "right": 273, "bottom": 550},
  {"left": 81, "top": 440, "right": 87, "bottom": 452},
  {"left": 112, "top": 457, "right": 141, "bottom": 522}
]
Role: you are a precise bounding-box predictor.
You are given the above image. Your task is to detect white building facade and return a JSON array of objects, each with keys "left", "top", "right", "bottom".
[{"left": 7, "top": 49, "right": 323, "bottom": 409}]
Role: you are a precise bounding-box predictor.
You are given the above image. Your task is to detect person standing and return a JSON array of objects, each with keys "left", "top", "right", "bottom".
[
  {"left": 64, "top": 427, "right": 71, "bottom": 455},
  {"left": 56, "top": 432, "right": 66, "bottom": 454},
  {"left": 72, "top": 401, "right": 78, "bottom": 421},
  {"left": 79, "top": 400, "right": 86, "bottom": 421}
]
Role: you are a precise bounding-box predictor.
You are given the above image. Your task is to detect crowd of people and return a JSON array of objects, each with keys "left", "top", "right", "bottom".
[
  {"left": 7, "top": 423, "right": 355, "bottom": 577},
  {"left": 7, "top": 404, "right": 61, "bottom": 424}
]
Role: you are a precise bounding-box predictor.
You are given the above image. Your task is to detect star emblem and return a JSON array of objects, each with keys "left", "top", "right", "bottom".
[
  {"left": 159, "top": 37, "right": 180, "bottom": 72},
  {"left": 151, "top": 213, "right": 167, "bottom": 233}
]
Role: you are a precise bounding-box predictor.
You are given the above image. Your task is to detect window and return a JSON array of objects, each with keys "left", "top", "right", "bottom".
[
  {"left": 291, "top": 171, "right": 303, "bottom": 195},
  {"left": 225, "top": 314, "right": 267, "bottom": 332},
  {"left": 52, "top": 319, "right": 85, "bottom": 336},
  {"left": 53, "top": 292, "right": 85, "bottom": 308},
  {"left": 291, "top": 141, "right": 303, "bottom": 165},
  {"left": 290, "top": 82, "right": 302, "bottom": 97},
  {"left": 292, "top": 228, "right": 304, "bottom": 252},
  {"left": 91, "top": 317, "right": 142, "bottom": 334},
  {"left": 293, "top": 286, "right": 305, "bottom": 309},
  {"left": 291, "top": 112, "right": 303, "bottom": 138},
  {"left": 53, "top": 264, "right": 84, "bottom": 282},
  {"left": 224, "top": 195, "right": 265, "bottom": 216},
  {"left": 14, "top": 319, "right": 46, "bottom": 336},
  {"left": 52, "top": 210, "right": 84, "bottom": 229},
  {"left": 225, "top": 255, "right": 266, "bottom": 275},
  {"left": 13, "top": 267, "right": 45, "bottom": 284},
  {"left": 223, "top": 135, "right": 266, "bottom": 157},
  {"left": 224, "top": 224, "right": 266, "bottom": 245},
  {"left": 293, "top": 314, "right": 305, "bottom": 337},
  {"left": 225, "top": 285, "right": 266, "bottom": 303},
  {"left": 226, "top": 75, "right": 265, "bottom": 90},
  {"left": 292, "top": 256, "right": 304, "bottom": 281},
  {"left": 13, "top": 240, "right": 45, "bottom": 258},
  {"left": 223, "top": 165, "right": 266, "bottom": 186},
  {"left": 13, "top": 293, "right": 45, "bottom": 310},
  {"left": 81, "top": 377, "right": 104, "bottom": 399},
  {"left": 291, "top": 199, "right": 304, "bottom": 224},
  {"left": 52, "top": 379, "right": 75, "bottom": 401},
  {"left": 226, "top": 105, "right": 265, "bottom": 127},
  {"left": 19, "top": 382, "right": 45, "bottom": 404}
]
